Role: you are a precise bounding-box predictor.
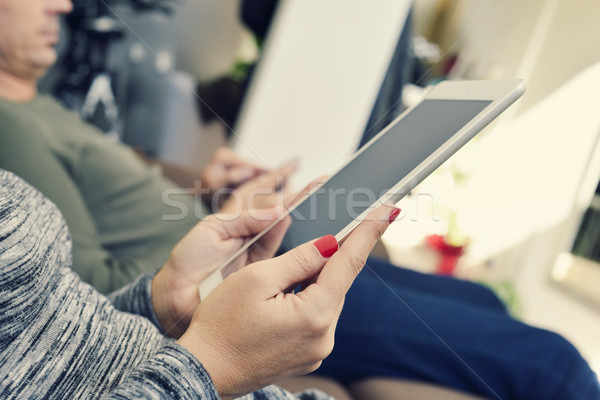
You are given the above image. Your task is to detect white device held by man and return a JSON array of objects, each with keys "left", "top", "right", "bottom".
[{"left": 198, "top": 79, "right": 526, "bottom": 300}]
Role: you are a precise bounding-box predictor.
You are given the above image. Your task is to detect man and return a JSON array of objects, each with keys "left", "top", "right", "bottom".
[
  {"left": 0, "top": 1, "right": 598, "bottom": 399},
  {"left": 0, "top": 0, "right": 291, "bottom": 293}
]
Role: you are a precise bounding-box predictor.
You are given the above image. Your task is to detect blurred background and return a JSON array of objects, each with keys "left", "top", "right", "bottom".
[{"left": 40, "top": 0, "right": 600, "bottom": 377}]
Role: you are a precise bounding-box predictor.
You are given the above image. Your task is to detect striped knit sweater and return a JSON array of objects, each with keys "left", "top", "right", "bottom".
[{"left": 0, "top": 170, "right": 330, "bottom": 400}]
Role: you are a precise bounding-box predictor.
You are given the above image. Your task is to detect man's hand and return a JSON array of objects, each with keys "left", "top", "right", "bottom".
[
  {"left": 152, "top": 207, "right": 291, "bottom": 338},
  {"left": 178, "top": 205, "right": 399, "bottom": 399},
  {"left": 199, "top": 147, "right": 268, "bottom": 208},
  {"left": 139, "top": 146, "right": 298, "bottom": 213},
  {"left": 218, "top": 159, "right": 298, "bottom": 214},
  {"left": 136, "top": 147, "right": 265, "bottom": 206}
]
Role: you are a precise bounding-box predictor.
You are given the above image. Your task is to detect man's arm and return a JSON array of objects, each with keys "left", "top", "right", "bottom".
[{"left": 0, "top": 110, "right": 154, "bottom": 293}]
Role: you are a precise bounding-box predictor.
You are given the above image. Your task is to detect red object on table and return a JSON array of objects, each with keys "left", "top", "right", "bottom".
[{"left": 426, "top": 234, "right": 466, "bottom": 276}]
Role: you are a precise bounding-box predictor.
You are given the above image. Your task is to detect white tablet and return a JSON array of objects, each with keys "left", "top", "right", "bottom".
[{"left": 199, "top": 79, "right": 525, "bottom": 299}]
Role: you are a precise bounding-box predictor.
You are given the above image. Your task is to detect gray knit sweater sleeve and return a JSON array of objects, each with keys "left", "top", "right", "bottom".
[
  {"left": 0, "top": 170, "right": 331, "bottom": 400},
  {"left": 107, "top": 272, "right": 166, "bottom": 333}
]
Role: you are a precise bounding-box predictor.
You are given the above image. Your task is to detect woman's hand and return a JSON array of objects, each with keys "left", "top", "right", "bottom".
[
  {"left": 152, "top": 206, "right": 291, "bottom": 338},
  {"left": 178, "top": 205, "right": 399, "bottom": 399}
]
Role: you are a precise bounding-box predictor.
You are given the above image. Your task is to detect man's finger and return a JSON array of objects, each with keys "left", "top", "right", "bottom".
[
  {"left": 243, "top": 159, "right": 298, "bottom": 193},
  {"left": 211, "top": 147, "right": 267, "bottom": 184},
  {"left": 227, "top": 165, "right": 260, "bottom": 186},
  {"left": 277, "top": 158, "right": 299, "bottom": 178},
  {"left": 213, "top": 147, "right": 248, "bottom": 166}
]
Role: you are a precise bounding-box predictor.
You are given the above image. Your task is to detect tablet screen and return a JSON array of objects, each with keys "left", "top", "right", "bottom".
[{"left": 282, "top": 99, "right": 492, "bottom": 249}]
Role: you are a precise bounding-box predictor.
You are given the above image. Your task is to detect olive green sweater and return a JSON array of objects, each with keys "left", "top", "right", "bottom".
[{"left": 0, "top": 95, "right": 203, "bottom": 293}]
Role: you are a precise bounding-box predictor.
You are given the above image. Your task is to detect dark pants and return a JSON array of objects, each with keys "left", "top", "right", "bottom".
[{"left": 317, "top": 257, "right": 600, "bottom": 400}]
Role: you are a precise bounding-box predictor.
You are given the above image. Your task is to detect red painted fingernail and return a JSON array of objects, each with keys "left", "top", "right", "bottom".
[
  {"left": 314, "top": 235, "right": 338, "bottom": 258},
  {"left": 389, "top": 208, "right": 401, "bottom": 223}
]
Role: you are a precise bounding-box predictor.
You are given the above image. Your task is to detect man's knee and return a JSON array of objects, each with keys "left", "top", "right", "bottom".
[{"left": 529, "top": 329, "right": 598, "bottom": 399}]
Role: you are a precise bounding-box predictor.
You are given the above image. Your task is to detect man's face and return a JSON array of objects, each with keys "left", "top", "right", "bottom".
[{"left": 0, "top": 0, "right": 72, "bottom": 80}]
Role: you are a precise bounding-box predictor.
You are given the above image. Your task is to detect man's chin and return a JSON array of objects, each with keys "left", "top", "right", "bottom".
[{"left": 29, "top": 52, "right": 57, "bottom": 78}]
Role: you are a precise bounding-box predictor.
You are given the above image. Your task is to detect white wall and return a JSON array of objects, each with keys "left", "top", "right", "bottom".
[
  {"left": 233, "top": 0, "right": 413, "bottom": 191},
  {"left": 425, "top": 0, "right": 600, "bottom": 115}
]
